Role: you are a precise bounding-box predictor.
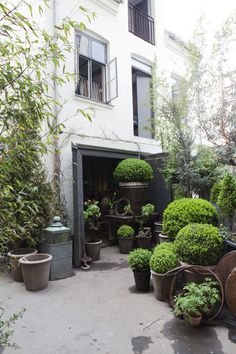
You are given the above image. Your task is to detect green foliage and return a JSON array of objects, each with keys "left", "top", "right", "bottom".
[
  {"left": 0, "top": 1, "right": 92, "bottom": 251},
  {"left": 174, "top": 223, "right": 224, "bottom": 265},
  {"left": 123, "top": 204, "right": 132, "bottom": 215},
  {"left": 113, "top": 158, "right": 153, "bottom": 183},
  {"left": 117, "top": 225, "right": 135, "bottom": 239},
  {"left": 0, "top": 307, "right": 25, "bottom": 349},
  {"left": 153, "top": 242, "right": 176, "bottom": 253},
  {"left": 210, "top": 180, "right": 223, "bottom": 204},
  {"left": 150, "top": 249, "right": 180, "bottom": 274},
  {"left": 84, "top": 200, "right": 101, "bottom": 232},
  {"left": 128, "top": 248, "right": 152, "bottom": 271},
  {"left": 163, "top": 198, "right": 218, "bottom": 239},
  {"left": 103, "top": 193, "right": 117, "bottom": 209},
  {"left": 173, "top": 279, "right": 220, "bottom": 319},
  {"left": 217, "top": 173, "right": 236, "bottom": 219},
  {"left": 141, "top": 203, "right": 155, "bottom": 217}
]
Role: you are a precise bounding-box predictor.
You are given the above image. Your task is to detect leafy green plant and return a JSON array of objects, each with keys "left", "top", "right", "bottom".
[
  {"left": 174, "top": 223, "right": 224, "bottom": 266},
  {"left": 128, "top": 249, "right": 152, "bottom": 271},
  {"left": 150, "top": 249, "right": 180, "bottom": 274},
  {"left": 0, "top": 307, "right": 25, "bottom": 349},
  {"left": 141, "top": 203, "right": 155, "bottom": 217},
  {"left": 210, "top": 180, "right": 223, "bottom": 204},
  {"left": 117, "top": 225, "right": 135, "bottom": 239},
  {"left": 163, "top": 198, "right": 218, "bottom": 239},
  {"left": 113, "top": 158, "right": 153, "bottom": 183},
  {"left": 103, "top": 193, "right": 117, "bottom": 210},
  {"left": 153, "top": 242, "right": 176, "bottom": 253},
  {"left": 173, "top": 279, "right": 220, "bottom": 320},
  {"left": 217, "top": 173, "right": 236, "bottom": 226},
  {"left": 136, "top": 204, "right": 155, "bottom": 236},
  {"left": 84, "top": 200, "right": 101, "bottom": 232},
  {"left": 124, "top": 204, "right": 133, "bottom": 215}
]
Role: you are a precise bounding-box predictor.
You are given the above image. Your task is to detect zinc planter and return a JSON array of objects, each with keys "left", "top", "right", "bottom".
[
  {"left": 7, "top": 248, "right": 38, "bottom": 282},
  {"left": 19, "top": 253, "right": 52, "bottom": 291},
  {"left": 85, "top": 240, "right": 102, "bottom": 261},
  {"left": 133, "top": 269, "right": 150, "bottom": 292},
  {"left": 118, "top": 237, "right": 134, "bottom": 254},
  {"left": 151, "top": 270, "right": 176, "bottom": 302}
]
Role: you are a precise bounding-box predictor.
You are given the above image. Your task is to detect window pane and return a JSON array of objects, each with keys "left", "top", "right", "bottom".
[
  {"left": 79, "top": 35, "right": 89, "bottom": 56},
  {"left": 92, "top": 41, "right": 106, "bottom": 63},
  {"left": 75, "top": 56, "right": 89, "bottom": 97},
  {"left": 91, "top": 61, "right": 104, "bottom": 101}
]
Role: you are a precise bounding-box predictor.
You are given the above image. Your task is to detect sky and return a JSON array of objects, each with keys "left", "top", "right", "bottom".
[{"left": 161, "top": 0, "right": 236, "bottom": 41}]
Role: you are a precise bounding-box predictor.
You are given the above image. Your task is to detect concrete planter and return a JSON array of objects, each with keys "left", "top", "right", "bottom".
[
  {"left": 19, "top": 253, "right": 52, "bottom": 291},
  {"left": 7, "top": 248, "right": 38, "bottom": 282},
  {"left": 151, "top": 270, "right": 176, "bottom": 302},
  {"left": 118, "top": 237, "right": 134, "bottom": 254},
  {"left": 85, "top": 240, "right": 102, "bottom": 261},
  {"left": 133, "top": 269, "right": 150, "bottom": 292}
]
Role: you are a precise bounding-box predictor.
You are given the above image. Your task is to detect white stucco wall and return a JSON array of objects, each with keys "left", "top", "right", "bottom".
[{"left": 42, "top": 0, "right": 188, "bottom": 227}]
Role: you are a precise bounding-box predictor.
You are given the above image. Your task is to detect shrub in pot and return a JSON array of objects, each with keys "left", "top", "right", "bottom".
[
  {"left": 113, "top": 158, "right": 153, "bottom": 215},
  {"left": 163, "top": 198, "right": 218, "bottom": 239},
  {"left": 117, "top": 225, "right": 135, "bottom": 254},
  {"left": 135, "top": 203, "right": 155, "bottom": 249},
  {"left": 153, "top": 242, "right": 176, "bottom": 253},
  {"left": 84, "top": 200, "right": 102, "bottom": 261},
  {"left": 150, "top": 249, "right": 180, "bottom": 302},
  {"left": 174, "top": 223, "right": 224, "bottom": 266},
  {"left": 173, "top": 279, "right": 220, "bottom": 327},
  {"left": 128, "top": 248, "right": 152, "bottom": 292}
]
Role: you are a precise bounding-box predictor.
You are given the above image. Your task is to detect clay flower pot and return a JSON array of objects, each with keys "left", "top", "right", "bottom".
[{"left": 7, "top": 248, "right": 38, "bottom": 282}]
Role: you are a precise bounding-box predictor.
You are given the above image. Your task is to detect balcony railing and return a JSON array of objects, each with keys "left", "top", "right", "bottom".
[{"left": 128, "top": 3, "right": 155, "bottom": 45}]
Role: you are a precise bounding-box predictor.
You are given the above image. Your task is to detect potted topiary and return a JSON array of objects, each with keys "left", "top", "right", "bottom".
[
  {"left": 135, "top": 203, "right": 155, "bottom": 249},
  {"left": 117, "top": 224, "right": 135, "bottom": 254},
  {"left": 163, "top": 198, "right": 218, "bottom": 240},
  {"left": 173, "top": 279, "right": 220, "bottom": 327},
  {"left": 128, "top": 248, "right": 152, "bottom": 292},
  {"left": 150, "top": 248, "right": 180, "bottom": 302},
  {"left": 84, "top": 200, "right": 102, "bottom": 261},
  {"left": 174, "top": 223, "right": 224, "bottom": 282},
  {"left": 113, "top": 158, "right": 153, "bottom": 215}
]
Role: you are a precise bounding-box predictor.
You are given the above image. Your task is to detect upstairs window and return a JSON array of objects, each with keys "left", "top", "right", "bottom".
[{"left": 75, "top": 32, "right": 118, "bottom": 103}]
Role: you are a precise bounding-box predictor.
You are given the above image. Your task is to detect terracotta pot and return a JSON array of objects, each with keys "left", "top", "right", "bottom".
[
  {"left": 186, "top": 314, "right": 202, "bottom": 327},
  {"left": 7, "top": 248, "right": 38, "bottom": 282},
  {"left": 151, "top": 270, "right": 176, "bottom": 302},
  {"left": 133, "top": 269, "right": 150, "bottom": 292},
  {"left": 85, "top": 240, "right": 102, "bottom": 261},
  {"left": 19, "top": 253, "right": 52, "bottom": 291},
  {"left": 118, "top": 237, "right": 134, "bottom": 254}
]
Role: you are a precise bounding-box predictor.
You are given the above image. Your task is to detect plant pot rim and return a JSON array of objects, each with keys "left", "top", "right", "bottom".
[
  {"left": 119, "top": 182, "right": 148, "bottom": 187},
  {"left": 85, "top": 240, "right": 102, "bottom": 245},
  {"left": 118, "top": 236, "right": 134, "bottom": 240},
  {"left": 7, "top": 248, "right": 37, "bottom": 258},
  {"left": 19, "top": 253, "right": 52, "bottom": 265},
  {"left": 136, "top": 235, "right": 152, "bottom": 239},
  {"left": 159, "top": 233, "right": 169, "bottom": 238},
  {"left": 226, "top": 238, "right": 236, "bottom": 246},
  {"left": 133, "top": 268, "right": 150, "bottom": 273}
]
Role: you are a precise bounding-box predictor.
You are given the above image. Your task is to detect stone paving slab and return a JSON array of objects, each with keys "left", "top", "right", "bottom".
[{"left": 0, "top": 246, "right": 236, "bottom": 354}]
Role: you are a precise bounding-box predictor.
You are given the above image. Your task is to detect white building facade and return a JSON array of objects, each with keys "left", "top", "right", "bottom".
[{"left": 43, "top": 0, "right": 188, "bottom": 263}]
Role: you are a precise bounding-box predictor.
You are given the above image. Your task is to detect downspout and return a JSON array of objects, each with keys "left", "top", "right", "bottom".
[{"left": 52, "top": 0, "right": 61, "bottom": 208}]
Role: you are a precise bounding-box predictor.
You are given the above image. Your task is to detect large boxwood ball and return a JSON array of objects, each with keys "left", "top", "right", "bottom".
[
  {"left": 113, "top": 158, "right": 153, "bottom": 183},
  {"left": 174, "top": 223, "right": 224, "bottom": 266},
  {"left": 163, "top": 198, "right": 218, "bottom": 239}
]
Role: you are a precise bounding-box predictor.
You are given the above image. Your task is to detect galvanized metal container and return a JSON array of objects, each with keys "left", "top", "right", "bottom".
[{"left": 43, "top": 216, "right": 70, "bottom": 244}]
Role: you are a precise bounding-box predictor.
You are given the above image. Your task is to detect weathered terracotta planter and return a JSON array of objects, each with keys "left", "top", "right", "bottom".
[
  {"left": 151, "top": 270, "right": 176, "bottom": 302},
  {"left": 186, "top": 314, "right": 202, "bottom": 327},
  {"left": 19, "top": 253, "right": 52, "bottom": 291},
  {"left": 7, "top": 248, "right": 38, "bottom": 282},
  {"left": 133, "top": 269, "right": 150, "bottom": 292},
  {"left": 118, "top": 237, "right": 134, "bottom": 254},
  {"left": 85, "top": 240, "right": 102, "bottom": 261}
]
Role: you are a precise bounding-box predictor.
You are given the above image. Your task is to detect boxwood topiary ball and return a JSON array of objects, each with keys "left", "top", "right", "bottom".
[
  {"left": 113, "top": 158, "right": 153, "bottom": 183},
  {"left": 174, "top": 223, "right": 224, "bottom": 266},
  {"left": 128, "top": 248, "right": 152, "bottom": 271},
  {"left": 150, "top": 249, "right": 180, "bottom": 274},
  {"left": 163, "top": 198, "right": 218, "bottom": 239}
]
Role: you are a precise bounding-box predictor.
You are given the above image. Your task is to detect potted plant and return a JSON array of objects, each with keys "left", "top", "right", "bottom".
[
  {"left": 84, "top": 200, "right": 102, "bottom": 261},
  {"left": 173, "top": 279, "right": 220, "bottom": 327},
  {"left": 163, "top": 198, "right": 218, "bottom": 240},
  {"left": 113, "top": 158, "right": 153, "bottom": 215},
  {"left": 102, "top": 193, "right": 117, "bottom": 215},
  {"left": 135, "top": 203, "right": 155, "bottom": 249},
  {"left": 150, "top": 248, "right": 180, "bottom": 302},
  {"left": 174, "top": 223, "right": 224, "bottom": 282},
  {"left": 117, "top": 225, "right": 135, "bottom": 254},
  {"left": 128, "top": 248, "right": 152, "bottom": 292}
]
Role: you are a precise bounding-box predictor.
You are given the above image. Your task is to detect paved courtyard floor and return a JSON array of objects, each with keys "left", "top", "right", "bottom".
[{"left": 1, "top": 246, "right": 236, "bottom": 354}]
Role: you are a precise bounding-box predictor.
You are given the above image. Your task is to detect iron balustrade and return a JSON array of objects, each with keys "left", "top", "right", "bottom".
[{"left": 128, "top": 3, "right": 155, "bottom": 45}]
